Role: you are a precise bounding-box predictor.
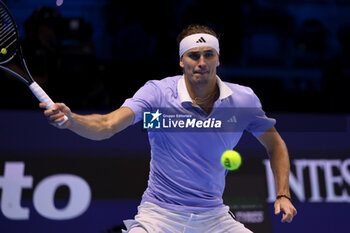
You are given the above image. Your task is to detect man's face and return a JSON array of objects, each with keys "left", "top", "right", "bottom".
[{"left": 180, "top": 47, "right": 220, "bottom": 86}]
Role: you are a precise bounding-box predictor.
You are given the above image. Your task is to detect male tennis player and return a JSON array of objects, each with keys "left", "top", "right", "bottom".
[{"left": 41, "top": 25, "right": 297, "bottom": 233}]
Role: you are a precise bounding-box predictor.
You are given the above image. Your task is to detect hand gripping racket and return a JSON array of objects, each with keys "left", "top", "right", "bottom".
[{"left": 0, "top": 1, "right": 67, "bottom": 125}]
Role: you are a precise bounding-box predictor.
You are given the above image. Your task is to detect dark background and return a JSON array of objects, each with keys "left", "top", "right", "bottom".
[{"left": 0, "top": 0, "right": 349, "bottom": 113}]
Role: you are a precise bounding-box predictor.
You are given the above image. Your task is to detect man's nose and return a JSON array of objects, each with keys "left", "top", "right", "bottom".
[{"left": 198, "top": 55, "right": 206, "bottom": 67}]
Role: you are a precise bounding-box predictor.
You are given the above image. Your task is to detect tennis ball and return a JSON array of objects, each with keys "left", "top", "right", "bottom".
[
  {"left": 1, "top": 48, "right": 7, "bottom": 54},
  {"left": 221, "top": 150, "right": 242, "bottom": 171}
]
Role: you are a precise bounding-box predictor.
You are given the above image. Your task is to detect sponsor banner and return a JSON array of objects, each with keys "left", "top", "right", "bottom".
[
  {"left": 0, "top": 156, "right": 148, "bottom": 232},
  {"left": 1, "top": 154, "right": 350, "bottom": 232},
  {"left": 264, "top": 158, "right": 350, "bottom": 203}
]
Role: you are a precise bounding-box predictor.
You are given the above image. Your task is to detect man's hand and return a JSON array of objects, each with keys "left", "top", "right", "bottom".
[
  {"left": 274, "top": 197, "right": 297, "bottom": 223},
  {"left": 40, "top": 102, "right": 71, "bottom": 128}
]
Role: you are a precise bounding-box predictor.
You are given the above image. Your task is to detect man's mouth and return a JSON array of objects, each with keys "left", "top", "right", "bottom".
[{"left": 194, "top": 70, "right": 208, "bottom": 74}]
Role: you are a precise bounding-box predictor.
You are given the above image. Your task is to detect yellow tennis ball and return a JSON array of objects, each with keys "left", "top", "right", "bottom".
[
  {"left": 1, "top": 48, "right": 7, "bottom": 54},
  {"left": 221, "top": 150, "right": 242, "bottom": 170}
]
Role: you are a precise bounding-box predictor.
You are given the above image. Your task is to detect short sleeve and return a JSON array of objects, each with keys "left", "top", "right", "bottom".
[
  {"left": 245, "top": 91, "right": 276, "bottom": 137},
  {"left": 121, "top": 81, "right": 161, "bottom": 125}
]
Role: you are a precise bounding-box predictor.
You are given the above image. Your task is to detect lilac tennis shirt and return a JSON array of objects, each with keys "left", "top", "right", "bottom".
[{"left": 121, "top": 75, "right": 275, "bottom": 213}]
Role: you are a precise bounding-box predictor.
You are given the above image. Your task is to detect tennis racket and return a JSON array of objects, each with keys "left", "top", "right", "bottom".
[{"left": 0, "top": 0, "right": 67, "bottom": 125}]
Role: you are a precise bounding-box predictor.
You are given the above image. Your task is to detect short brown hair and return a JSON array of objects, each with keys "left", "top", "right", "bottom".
[{"left": 177, "top": 24, "right": 218, "bottom": 45}]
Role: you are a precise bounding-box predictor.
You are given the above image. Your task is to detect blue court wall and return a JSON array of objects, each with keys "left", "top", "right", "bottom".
[{"left": 0, "top": 110, "right": 350, "bottom": 233}]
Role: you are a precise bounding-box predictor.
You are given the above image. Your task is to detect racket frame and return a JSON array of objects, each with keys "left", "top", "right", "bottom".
[{"left": 0, "top": 0, "right": 68, "bottom": 125}]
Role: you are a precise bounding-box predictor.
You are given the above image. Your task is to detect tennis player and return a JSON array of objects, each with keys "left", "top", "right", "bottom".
[{"left": 41, "top": 25, "right": 297, "bottom": 232}]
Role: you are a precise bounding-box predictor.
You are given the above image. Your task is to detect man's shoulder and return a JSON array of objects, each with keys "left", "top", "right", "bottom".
[
  {"left": 221, "top": 80, "right": 262, "bottom": 107},
  {"left": 223, "top": 81, "right": 255, "bottom": 97},
  {"left": 144, "top": 75, "right": 181, "bottom": 89},
  {"left": 157, "top": 75, "right": 182, "bottom": 85}
]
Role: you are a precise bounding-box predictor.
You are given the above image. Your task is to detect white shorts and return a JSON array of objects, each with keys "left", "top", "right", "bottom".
[{"left": 122, "top": 202, "right": 253, "bottom": 233}]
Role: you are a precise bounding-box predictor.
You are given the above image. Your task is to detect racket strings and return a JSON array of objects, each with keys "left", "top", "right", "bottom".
[
  {"left": 0, "top": 7, "right": 17, "bottom": 63},
  {"left": 0, "top": 24, "right": 16, "bottom": 44}
]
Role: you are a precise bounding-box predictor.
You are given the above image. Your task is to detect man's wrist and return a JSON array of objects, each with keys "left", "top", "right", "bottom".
[{"left": 276, "top": 194, "right": 291, "bottom": 202}]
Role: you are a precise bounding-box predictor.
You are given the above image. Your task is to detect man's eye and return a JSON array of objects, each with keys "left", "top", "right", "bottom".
[
  {"left": 188, "top": 53, "right": 200, "bottom": 60},
  {"left": 204, "top": 52, "right": 214, "bottom": 58}
]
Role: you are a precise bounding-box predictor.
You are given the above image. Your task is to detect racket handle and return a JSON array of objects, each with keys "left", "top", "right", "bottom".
[{"left": 29, "top": 82, "right": 68, "bottom": 126}]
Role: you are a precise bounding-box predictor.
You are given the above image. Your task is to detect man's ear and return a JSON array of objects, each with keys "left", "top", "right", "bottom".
[{"left": 179, "top": 58, "right": 184, "bottom": 68}]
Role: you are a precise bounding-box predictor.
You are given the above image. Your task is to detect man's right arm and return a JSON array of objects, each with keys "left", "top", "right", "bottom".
[{"left": 40, "top": 103, "right": 135, "bottom": 141}]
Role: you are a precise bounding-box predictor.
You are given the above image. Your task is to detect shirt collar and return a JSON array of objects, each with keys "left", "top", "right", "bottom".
[{"left": 177, "top": 75, "right": 233, "bottom": 103}]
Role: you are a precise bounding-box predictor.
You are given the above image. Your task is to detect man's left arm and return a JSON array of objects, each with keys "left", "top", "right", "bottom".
[{"left": 257, "top": 127, "right": 297, "bottom": 223}]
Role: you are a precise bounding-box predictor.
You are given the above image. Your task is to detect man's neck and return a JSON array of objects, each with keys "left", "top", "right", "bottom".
[
  {"left": 184, "top": 75, "right": 218, "bottom": 100},
  {"left": 184, "top": 74, "right": 219, "bottom": 114}
]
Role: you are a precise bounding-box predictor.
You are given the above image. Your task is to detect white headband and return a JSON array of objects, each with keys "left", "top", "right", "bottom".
[{"left": 179, "top": 33, "right": 220, "bottom": 58}]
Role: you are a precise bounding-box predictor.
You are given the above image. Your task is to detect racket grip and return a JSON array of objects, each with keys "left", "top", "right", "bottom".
[{"left": 29, "top": 82, "right": 68, "bottom": 126}]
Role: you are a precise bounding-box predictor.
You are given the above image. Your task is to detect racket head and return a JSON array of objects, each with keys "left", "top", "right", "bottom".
[{"left": 0, "top": 0, "right": 19, "bottom": 64}]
